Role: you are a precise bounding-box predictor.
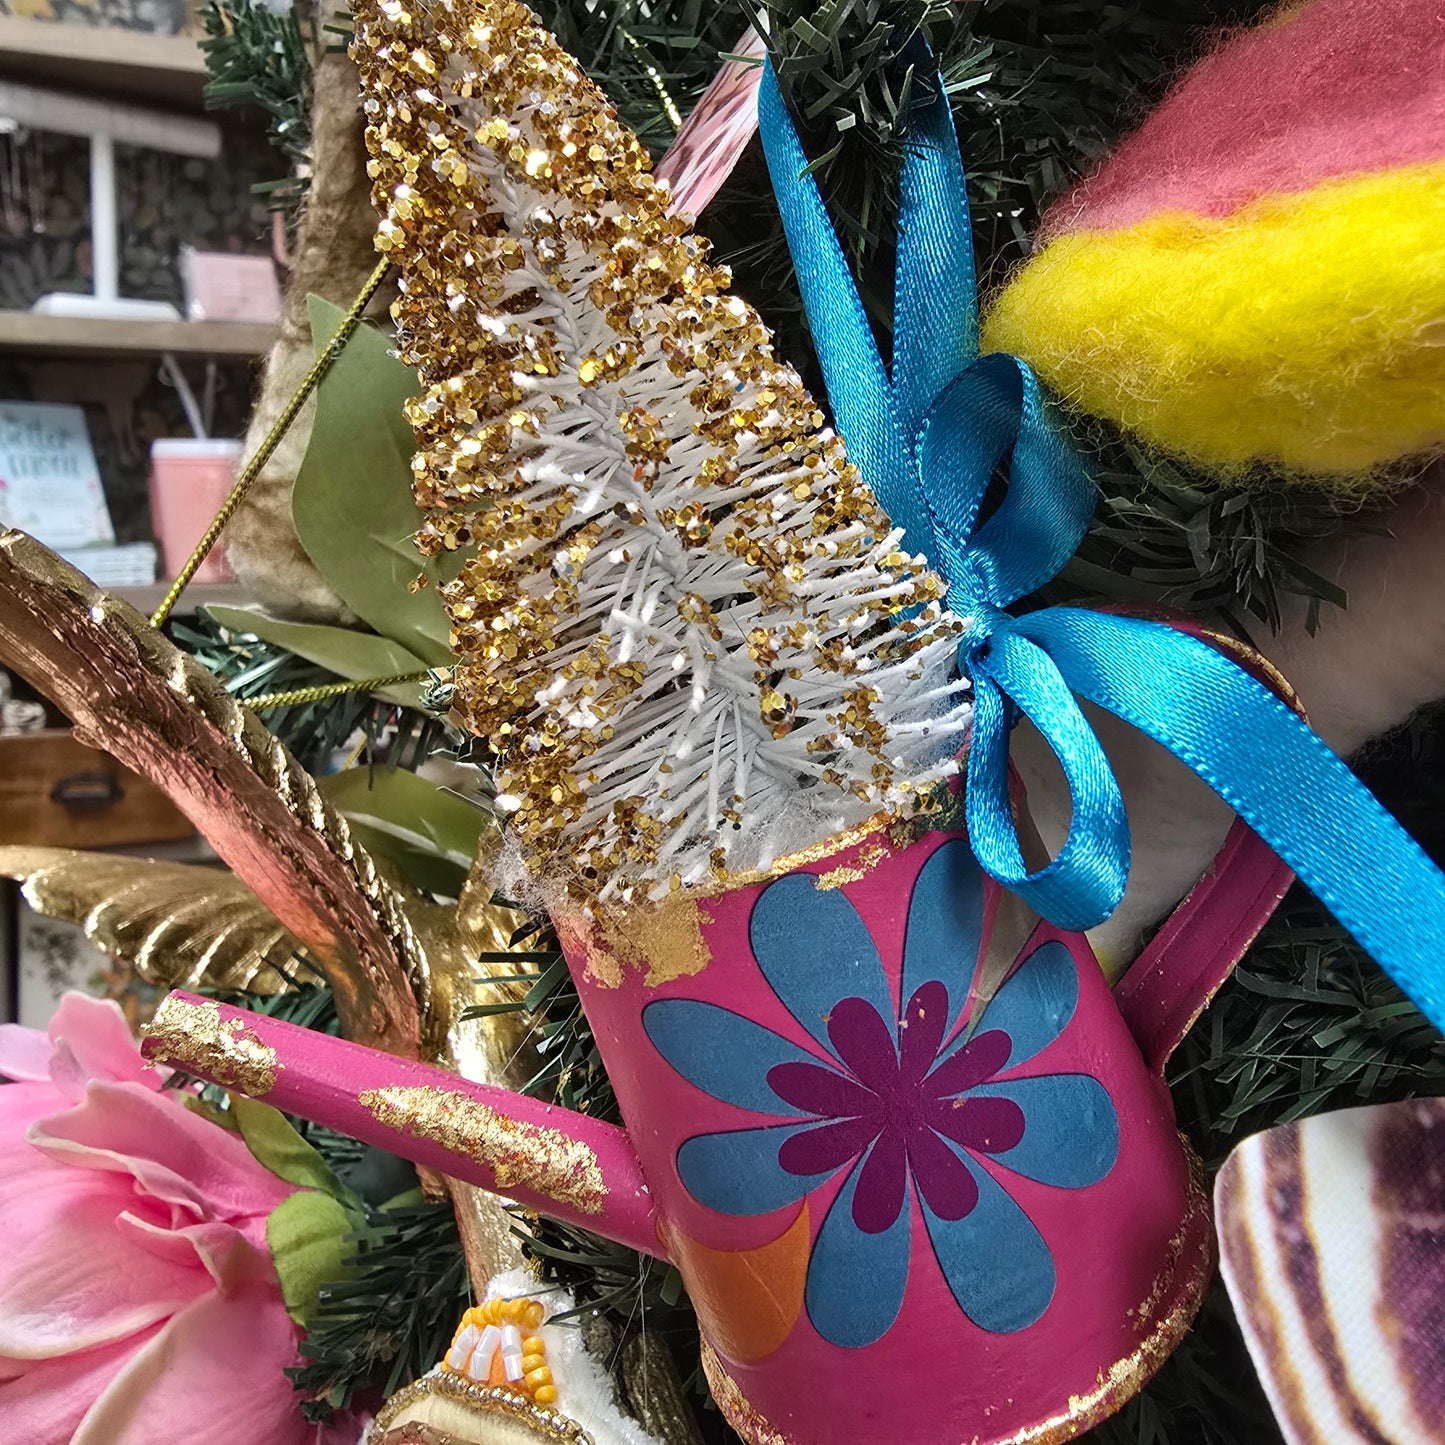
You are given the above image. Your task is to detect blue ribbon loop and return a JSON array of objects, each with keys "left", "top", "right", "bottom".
[{"left": 758, "top": 59, "right": 1445, "bottom": 1032}]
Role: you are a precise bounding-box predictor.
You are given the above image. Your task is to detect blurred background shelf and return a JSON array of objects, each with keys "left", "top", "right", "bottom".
[
  {"left": 112, "top": 581, "right": 251, "bottom": 613},
  {"left": 0, "top": 311, "right": 274, "bottom": 360},
  {"left": 0, "top": 15, "right": 208, "bottom": 110}
]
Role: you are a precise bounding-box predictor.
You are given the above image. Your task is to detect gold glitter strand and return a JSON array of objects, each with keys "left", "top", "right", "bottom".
[
  {"left": 622, "top": 31, "right": 684, "bottom": 130},
  {"left": 150, "top": 256, "right": 393, "bottom": 629},
  {"left": 240, "top": 668, "right": 438, "bottom": 711}
]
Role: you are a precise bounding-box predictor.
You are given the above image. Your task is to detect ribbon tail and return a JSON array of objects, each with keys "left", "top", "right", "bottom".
[
  {"left": 756, "top": 63, "right": 926, "bottom": 553},
  {"left": 1019, "top": 608, "right": 1445, "bottom": 1034},
  {"left": 892, "top": 68, "right": 978, "bottom": 429}
]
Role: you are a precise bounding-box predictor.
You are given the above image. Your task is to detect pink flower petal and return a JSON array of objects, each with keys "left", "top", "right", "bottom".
[
  {"left": 0, "top": 1329, "right": 162, "bottom": 1445},
  {"left": 28, "top": 1080, "right": 293, "bottom": 1225},
  {"left": 0, "top": 1080, "right": 66, "bottom": 1142},
  {"left": 0, "top": 1156, "right": 206, "bottom": 1359},
  {"left": 116, "top": 1212, "right": 275, "bottom": 1294},
  {"left": 72, "top": 1283, "right": 356, "bottom": 1445},
  {"left": 0, "top": 1024, "right": 56, "bottom": 1084},
  {"left": 46, "top": 994, "right": 163, "bottom": 1099}
]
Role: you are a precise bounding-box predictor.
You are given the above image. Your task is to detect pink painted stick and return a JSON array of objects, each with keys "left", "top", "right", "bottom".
[{"left": 142, "top": 992, "right": 661, "bottom": 1257}]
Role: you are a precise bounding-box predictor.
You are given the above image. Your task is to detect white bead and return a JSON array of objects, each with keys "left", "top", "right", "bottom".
[
  {"left": 468, "top": 1324, "right": 502, "bottom": 1381},
  {"left": 446, "top": 1322, "right": 480, "bottom": 1371},
  {"left": 501, "top": 1323, "right": 525, "bottom": 1382}
]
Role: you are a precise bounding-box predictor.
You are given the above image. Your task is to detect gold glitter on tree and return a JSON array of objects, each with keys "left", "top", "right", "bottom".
[{"left": 353, "top": 0, "right": 970, "bottom": 903}]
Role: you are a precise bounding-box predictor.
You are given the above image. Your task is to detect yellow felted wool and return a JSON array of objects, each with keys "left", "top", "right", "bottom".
[{"left": 981, "top": 163, "right": 1445, "bottom": 482}]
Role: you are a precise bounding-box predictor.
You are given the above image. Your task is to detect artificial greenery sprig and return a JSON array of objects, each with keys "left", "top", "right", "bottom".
[
  {"left": 173, "top": 613, "right": 446, "bottom": 775},
  {"left": 199, "top": 0, "right": 315, "bottom": 212}
]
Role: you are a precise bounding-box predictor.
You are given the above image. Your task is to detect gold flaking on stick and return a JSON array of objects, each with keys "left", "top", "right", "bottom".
[
  {"left": 359, "top": 1084, "right": 609, "bottom": 1215},
  {"left": 145, "top": 995, "right": 282, "bottom": 1096}
]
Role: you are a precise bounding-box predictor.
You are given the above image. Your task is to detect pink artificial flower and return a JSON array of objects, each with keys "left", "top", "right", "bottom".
[{"left": 0, "top": 993, "right": 363, "bottom": 1445}]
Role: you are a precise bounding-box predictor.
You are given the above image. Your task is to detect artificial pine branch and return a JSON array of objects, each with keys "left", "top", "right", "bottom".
[
  {"left": 1050, "top": 428, "right": 1363, "bottom": 634},
  {"left": 174, "top": 613, "right": 447, "bottom": 774},
  {"left": 288, "top": 1197, "right": 474, "bottom": 1416},
  {"left": 530, "top": 0, "right": 752, "bottom": 156},
  {"left": 200, "top": 0, "right": 315, "bottom": 211}
]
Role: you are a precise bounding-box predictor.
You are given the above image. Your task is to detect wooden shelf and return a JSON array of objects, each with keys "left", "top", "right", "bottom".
[
  {"left": 0, "top": 16, "right": 209, "bottom": 110},
  {"left": 0, "top": 311, "right": 273, "bottom": 360},
  {"left": 113, "top": 582, "right": 252, "bottom": 614}
]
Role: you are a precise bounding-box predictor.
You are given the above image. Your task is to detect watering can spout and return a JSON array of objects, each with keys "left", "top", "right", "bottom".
[{"left": 142, "top": 991, "right": 663, "bottom": 1260}]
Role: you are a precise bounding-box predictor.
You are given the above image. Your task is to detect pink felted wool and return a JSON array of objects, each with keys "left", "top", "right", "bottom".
[
  {"left": 982, "top": 0, "right": 1445, "bottom": 479},
  {"left": 1042, "top": 0, "right": 1445, "bottom": 237}
]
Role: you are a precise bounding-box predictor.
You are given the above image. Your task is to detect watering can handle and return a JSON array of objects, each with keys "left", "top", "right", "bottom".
[
  {"left": 142, "top": 993, "right": 663, "bottom": 1259},
  {"left": 1115, "top": 820, "right": 1293, "bottom": 1075},
  {"left": 1114, "top": 618, "right": 1299, "bottom": 1075}
]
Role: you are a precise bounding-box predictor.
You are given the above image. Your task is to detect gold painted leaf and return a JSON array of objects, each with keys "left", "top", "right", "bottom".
[
  {"left": 408, "top": 841, "right": 534, "bottom": 1080},
  {"left": 0, "top": 530, "right": 420, "bottom": 1054},
  {"left": 0, "top": 846, "right": 309, "bottom": 995}
]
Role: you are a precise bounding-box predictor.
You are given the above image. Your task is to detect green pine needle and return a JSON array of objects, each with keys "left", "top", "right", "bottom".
[
  {"left": 173, "top": 613, "right": 447, "bottom": 775},
  {"left": 288, "top": 1197, "right": 475, "bottom": 1416},
  {"left": 199, "top": 0, "right": 314, "bottom": 211}
]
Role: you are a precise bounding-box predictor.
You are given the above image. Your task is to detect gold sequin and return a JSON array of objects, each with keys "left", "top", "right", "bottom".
[{"left": 358, "top": 1085, "right": 608, "bottom": 1215}]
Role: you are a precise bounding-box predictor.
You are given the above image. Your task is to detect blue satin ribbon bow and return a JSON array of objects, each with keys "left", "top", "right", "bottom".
[{"left": 758, "top": 60, "right": 1445, "bottom": 1034}]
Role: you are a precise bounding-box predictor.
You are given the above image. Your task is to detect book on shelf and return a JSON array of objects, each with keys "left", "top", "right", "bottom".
[
  {"left": 0, "top": 400, "right": 114, "bottom": 549},
  {"left": 57, "top": 541, "right": 158, "bottom": 588}
]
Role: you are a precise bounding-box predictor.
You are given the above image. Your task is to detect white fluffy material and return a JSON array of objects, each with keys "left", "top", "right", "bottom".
[{"left": 486, "top": 1269, "right": 664, "bottom": 1445}]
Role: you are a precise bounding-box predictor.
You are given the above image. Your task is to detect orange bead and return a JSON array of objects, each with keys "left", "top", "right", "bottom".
[
  {"left": 523, "top": 1302, "right": 546, "bottom": 1329},
  {"left": 521, "top": 1354, "right": 546, "bottom": 1374},
  {"left": 521, "top": 1336, "right": 546, "bottom": 1355},
  {"left": 524, "top": 1366, "right": 553, "bottom": 1390},
  {"left": 534, "top": 1385, "right": 559, "bottom": 1406}
]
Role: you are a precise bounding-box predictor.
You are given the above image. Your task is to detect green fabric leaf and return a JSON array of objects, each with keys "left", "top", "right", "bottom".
[
  {"left": 183, "top": 1095, "right": 240, "bottom": 1131},
  {"left": 266, "top": 1189, "right": 357, "bottom": 1328},
  {"left": 318, "top": 766, "right": 491, "bottom": 899},
  {"left": 204, "top": 604, "right": 431, "bottom": 708},
  {"left": 232, "top": 1096, "right": 347, "bottom": 1197},
  {"left": 291, "top": 295, "right": 466, "bottom": 667}
]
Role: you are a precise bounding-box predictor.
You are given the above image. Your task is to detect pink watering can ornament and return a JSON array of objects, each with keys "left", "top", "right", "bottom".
[{"left": 147, "top": 799, "right": 1290, "bottom": 1445}]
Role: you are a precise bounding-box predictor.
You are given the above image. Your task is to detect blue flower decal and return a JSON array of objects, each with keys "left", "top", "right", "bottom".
[{"left": 644, "top": 840, "right": 1119, "bottom": 1349}]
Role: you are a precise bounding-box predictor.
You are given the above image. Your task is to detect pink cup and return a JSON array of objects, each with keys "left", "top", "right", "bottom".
[{"left": 147, "top": 438, "right": 243, "bottom": 585}]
